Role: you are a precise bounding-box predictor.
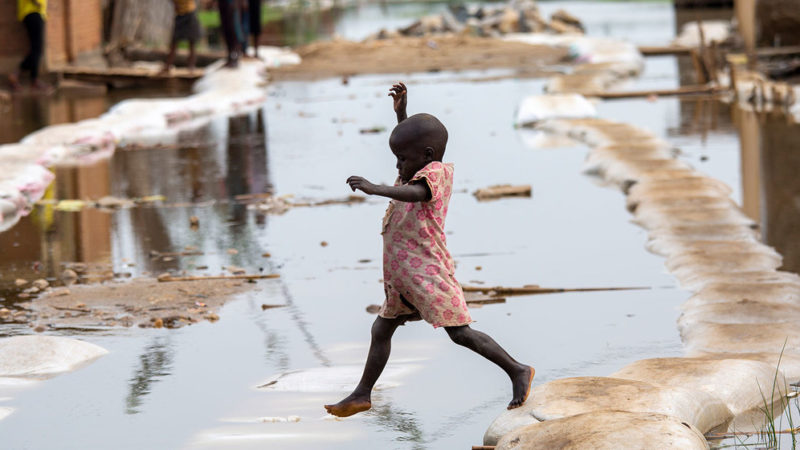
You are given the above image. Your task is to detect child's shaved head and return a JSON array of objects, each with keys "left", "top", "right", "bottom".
[{"left": 389, "top": 113, "right": 448, "bottom": 160}]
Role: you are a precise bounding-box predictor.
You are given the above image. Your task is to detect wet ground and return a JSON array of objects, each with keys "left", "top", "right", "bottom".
[{"left": 2, "top": 1, "right": 800, "bottom": 449}]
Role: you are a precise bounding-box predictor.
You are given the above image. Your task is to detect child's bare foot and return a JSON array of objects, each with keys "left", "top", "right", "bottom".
[
  {"left": 507, "top": 366, "right": 535, "bottom": 410},
  {"left": 324, "top": 392, "right": 371, "bottom": 417}
]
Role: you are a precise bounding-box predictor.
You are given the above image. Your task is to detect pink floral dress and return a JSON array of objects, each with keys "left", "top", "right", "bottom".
[{"left": 379, "top": 161, "right": 472, "bottom": 328}]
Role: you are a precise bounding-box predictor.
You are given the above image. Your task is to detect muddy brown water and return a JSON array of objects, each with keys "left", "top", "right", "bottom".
[{"left": 1, "top": 2, "right": 800, "bottom": 449}]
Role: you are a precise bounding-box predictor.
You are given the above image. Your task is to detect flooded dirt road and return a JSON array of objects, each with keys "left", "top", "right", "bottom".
[{"left": 1, "top": 1, "right": 799, "bottom": 449}]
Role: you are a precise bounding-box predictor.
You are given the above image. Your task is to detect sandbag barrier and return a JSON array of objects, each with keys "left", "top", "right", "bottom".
[
  {"left": 485, "top": 113, "right": 800, "bottom": 449},
  {"left": 0, "top": 49, "right": 301, "bottom": 233}
]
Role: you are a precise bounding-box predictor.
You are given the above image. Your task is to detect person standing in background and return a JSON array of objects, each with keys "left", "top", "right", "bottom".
[
  {"left": 247, "top": 0, "right": 262, "bottom": 58},
  {"left": 217, "top": 0, "right": 241, "bottom": 68},
  {"left": 8, "top": 0, "right": 50, "bottom": 92},
  {"left": 162, "top": 0, "right": 201, "bottom": 73}
]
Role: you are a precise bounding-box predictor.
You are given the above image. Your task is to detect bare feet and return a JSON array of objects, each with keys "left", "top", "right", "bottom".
[
  {"left": 8, "top": 72, "right": 21, "bottom": 91},
  {"left": 507, "top": 366, "right": 535, "bottom": 410},
  {"left": 31, "top": 80, "right": 54, "bottom": 95},
  {"left": 324, "top": 392, "right": 372, "bottom": 417}
]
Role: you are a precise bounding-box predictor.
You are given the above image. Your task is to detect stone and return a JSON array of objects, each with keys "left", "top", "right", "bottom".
[
  {"left": 483, "top": 377, "right": 730, "bottom": 444},
  {"left": 14, "top": 279, "right": 27, "bottom": 287},
  {"left": 495, "top": 411, "right": 708, "bottom": 450},
  {"left": 611, "top": 357, "right": 787, "bottom": 416},
  {"left": 32, "top": 279, "right": 49, "bottom": 290},
  {"left": 0, "top": 335, "right": 108, "bottom": 378},
  {"left": 61, "top": 269, "right": 78, "bottom": 286}
]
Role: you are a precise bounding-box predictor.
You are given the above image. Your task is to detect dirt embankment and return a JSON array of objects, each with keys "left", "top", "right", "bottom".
[
  {"left": 7, "top": 278, "right": 281, "bottom": 331},
  {"left": 270, "top": 35, "right": 565, "bottom": 81}
]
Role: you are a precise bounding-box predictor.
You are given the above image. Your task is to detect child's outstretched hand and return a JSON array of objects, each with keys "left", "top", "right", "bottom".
[
  {"left": 347, "top": 176, "right": 378, "bottom": 195},
  {"left": 389, "top": 82, "right": 407, "bottom": 123}
]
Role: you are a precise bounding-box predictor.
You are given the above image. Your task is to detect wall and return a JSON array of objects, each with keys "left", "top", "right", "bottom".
[{"left": 0, "top": 0, "right": 103, "bottom": 75}]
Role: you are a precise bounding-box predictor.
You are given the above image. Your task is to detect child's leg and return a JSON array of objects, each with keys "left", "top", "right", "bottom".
[
  {"left": 187, "top": 41, "right": 196, "bottom": 71},
  {"left": 445, "top": 325, "right": 534, "bottom": 409},
  {"left": 324, "top": 315, "right": 408, "bottom": 417},
  {"left": 162, "top": 40, "right": 177, "bottom": 73}
]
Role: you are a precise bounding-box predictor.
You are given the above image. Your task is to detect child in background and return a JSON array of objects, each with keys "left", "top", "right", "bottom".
[
  {"left": 162, "top": 0, "right": 201, "bottom": 73},
  {"left": 325, "top": 83, "right": 534, "bottom": 417},
  {"left": 9, "top": 0, "right": 51, "bottom": 92}
]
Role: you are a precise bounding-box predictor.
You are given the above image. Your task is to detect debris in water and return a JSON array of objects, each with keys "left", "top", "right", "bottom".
[
  {"left": 226, "top": 265, "right": 246, "bottom": 275},
  {"left": 366, "top": 304, "right": 381, "bottom": 314},
  {"left": 15, "top": 279, "right": 27, "bottom": 287},
  {"left": 473, "top": 184, "right": 532, "bottom": 201},
  {"left": 206, "top": 313, "right": 220, "bottom": 322},
  {"left": 190, "top": 216, "right": 200, "bottom": 229},
  {"left": 261, "top": 304, "right": 285, "bottom": 310},
  {"left": 262, "top": 252, "right": 271, "bottom": 258},
  {"left": 320, "top": 241, "right": 329, "bottom": 247},
  {"left": 61, "top": 269, "right": 78, "bottom": 286},
  {"left": 227, "top": 248, "right": 239, "bottom": 255},
  {"left": 359, "top": 126, "right": 386, "bottom": 134},
  {"left": 157, "top": 273, "right": 279, "bottom": 282}
]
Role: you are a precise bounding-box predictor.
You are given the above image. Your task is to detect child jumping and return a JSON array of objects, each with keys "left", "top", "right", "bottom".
[{"left": 326, "top": 82, "right": 534, "bottom": 418}]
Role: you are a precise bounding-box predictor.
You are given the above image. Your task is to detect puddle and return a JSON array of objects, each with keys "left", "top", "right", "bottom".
[{"left": 1, "top": 1, "right": 799, "bottom": 448}]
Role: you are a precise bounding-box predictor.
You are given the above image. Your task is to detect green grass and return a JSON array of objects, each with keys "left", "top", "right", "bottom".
[{"left": 197, "top": 6, "right": 283, "bottom": 29}]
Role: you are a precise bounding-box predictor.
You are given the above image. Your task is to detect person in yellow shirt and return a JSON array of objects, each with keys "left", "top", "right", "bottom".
[
  {"left": 162, "top": 0, "right": 201, "bottom": 73},
  {"left": 8, "top": 0, "right": 50, "bottom": 92}
]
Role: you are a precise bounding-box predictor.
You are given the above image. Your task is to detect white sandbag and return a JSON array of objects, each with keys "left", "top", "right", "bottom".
[
  {"left": 679, "top": 300, "right": 800, "bottom": 331},
  {"left": 678, "top": 270, "right": 800, "bottom": 292},
  {"left": 255, "top": 46, "right": 301, "bottom": 68},
  {"left": 673, "top": 21, "right": 730, "bottom": 48},
  {"left": 257, "top": 364, "right": 420, "bottom": 393},
  {"left": 670, "top": 253, "right": 784, "bottom": 286},
  {"left": 634, "top": 206, "right": 754, "bottom": 230},
  {"left": 683, "top": 322, "right": 800, "bottom": 356},
  {"left": 603, "top": 158, "right": 693, "bottom": 186},
  {"left": 611, "top": 357, "right": 787, "bottom": 416},
  {"left": 0, "top": 335, "right": 108, "bottom": 379},
  {"left": 515, "top": 94, "right": 597, "bottom": 126},
  {"left": 495, "top": 410, "right": 708, "bottom": 450},
  {"left": 0, "top": 143, "right": 69, "bottom": 167},
  {"left": 691, "top": 352, "right": 800, "bottom": 384},
  {"left": 681, "top": 282, "right": 800, "bottom": 310},
  {"left": 483, "top": 376, "right": 730, "bottom": 445}
]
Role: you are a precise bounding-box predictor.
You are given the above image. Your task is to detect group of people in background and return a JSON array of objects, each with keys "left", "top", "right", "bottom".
[
  {"left": 8, "top": 0, "right": 264, "bottom": 92},
  {"left": 165, "top": 0, "right": 263, "bottom": 72}
]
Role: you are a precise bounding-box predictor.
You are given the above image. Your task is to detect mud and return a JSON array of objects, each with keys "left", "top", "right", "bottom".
[{"left": 269, "top": 35, "right": 566, "bottom": 81}]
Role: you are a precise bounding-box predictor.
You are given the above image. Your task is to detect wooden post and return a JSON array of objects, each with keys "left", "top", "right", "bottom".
[{"left": 735, "top": 0, "right": 757, "bottom": 70}]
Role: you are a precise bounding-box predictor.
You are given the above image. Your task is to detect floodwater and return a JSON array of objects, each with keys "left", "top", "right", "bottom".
[{"left": 1, "top": 1, "right": 799, "bottom": 449}]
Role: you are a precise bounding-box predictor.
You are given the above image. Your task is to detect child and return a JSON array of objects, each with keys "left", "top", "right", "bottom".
[
  {"left": 162, "top": 0, "right": 201, "bottom": 73},
  {"left": 8, "top": 0, "right": 50, "bottom": 92},
  {"left": 326, "top": 82, "right": 534, "bottom": 418}
]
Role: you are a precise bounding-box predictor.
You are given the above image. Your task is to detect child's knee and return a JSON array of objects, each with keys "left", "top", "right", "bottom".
[
  {"left": 370, "top": 318, "right": 395, "bottom": 341},
  {"left": 445, "top": 325, "right": 470, "bottom": 346}
]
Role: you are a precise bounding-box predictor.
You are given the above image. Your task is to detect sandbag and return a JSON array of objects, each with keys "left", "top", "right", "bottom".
[
  {"left": 495, "top": 410, "right": 708, "bottom": 450},
  {"left": 483, "top": 376, "right": 730, "bottom": 444},
  {"left": 515, "top": 94, "right": 597, "bottom": 127},
  {"left": 612, "top": 357, "right": 788, "bottom": 415},
  {"left": 0, "top": 335, "right": 108, "bottom": 379}
]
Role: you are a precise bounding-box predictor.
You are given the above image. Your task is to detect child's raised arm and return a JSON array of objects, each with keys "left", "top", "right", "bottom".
[
  {"left": 389, "top": 82, "right": 407, "bottom": 123},
  {"left": 347, "top": 176, "right": 430, "bottom": 202}
]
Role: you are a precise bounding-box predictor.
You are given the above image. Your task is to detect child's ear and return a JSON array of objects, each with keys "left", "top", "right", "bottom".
[{"left": 424, "top": 147, "right": 434, "bottom": 161}]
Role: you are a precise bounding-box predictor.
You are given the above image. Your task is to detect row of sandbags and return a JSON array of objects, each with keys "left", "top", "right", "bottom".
[
  {"left": 485, "top": 115, "right": 800, "bottom": 449},
  {"left": 506, "top": 34, "right": 644, "bottom": 95},
  {"left": 368, "top": 0, "right": 583, "bottom": 40},
  {"left": 0, "top": 49, "right": 300, "bottom": 234}
]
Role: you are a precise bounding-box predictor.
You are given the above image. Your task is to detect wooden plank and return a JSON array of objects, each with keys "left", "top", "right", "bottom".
[
  {"left": 638, "top": 45, "right": 692, "bottom": 56},
  {"left": 157, "top": 273, "right": 280, "bottom": 282},
  {"left": 587, "top": 84, "right": 721, "bottom": 99}
]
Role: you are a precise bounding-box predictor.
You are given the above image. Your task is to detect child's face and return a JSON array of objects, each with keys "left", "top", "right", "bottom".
[{"left": 390, "top": 144, "right": 431, "bottom": 183}]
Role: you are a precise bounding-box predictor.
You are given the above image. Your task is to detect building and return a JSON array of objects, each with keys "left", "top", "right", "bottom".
[{"left": 0, "top": 0, "right": 103, "bottom": 76}]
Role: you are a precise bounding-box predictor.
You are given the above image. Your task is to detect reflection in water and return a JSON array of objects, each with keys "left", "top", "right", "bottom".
[
  {"left": 368, "top": 402, "right": 426, "bottom": 448},
  {"left": 745, "top": 111, "right": 800, "bottom": 274},
  {"left": 125, "top": 336, "right": 174, "bottom": 415}
]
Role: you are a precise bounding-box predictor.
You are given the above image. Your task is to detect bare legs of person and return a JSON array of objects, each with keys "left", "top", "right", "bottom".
[
  {"left": 7, "top": 71, "right": 22, "bottom": 91},
  {"left": 161, "top": 41, "right": 177, "bottom": 74},
  {"left": 324, "top": 319, "right": 534, "bottom": 417},
  {"left": 445, "top": 325, "right": 534, "bottom": 409},
  {"left": 324, "top": 315, "right": 408, "bottom": 417},
  {"left": 188, "top": 41, "right": 196, "bottom": 72}
]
